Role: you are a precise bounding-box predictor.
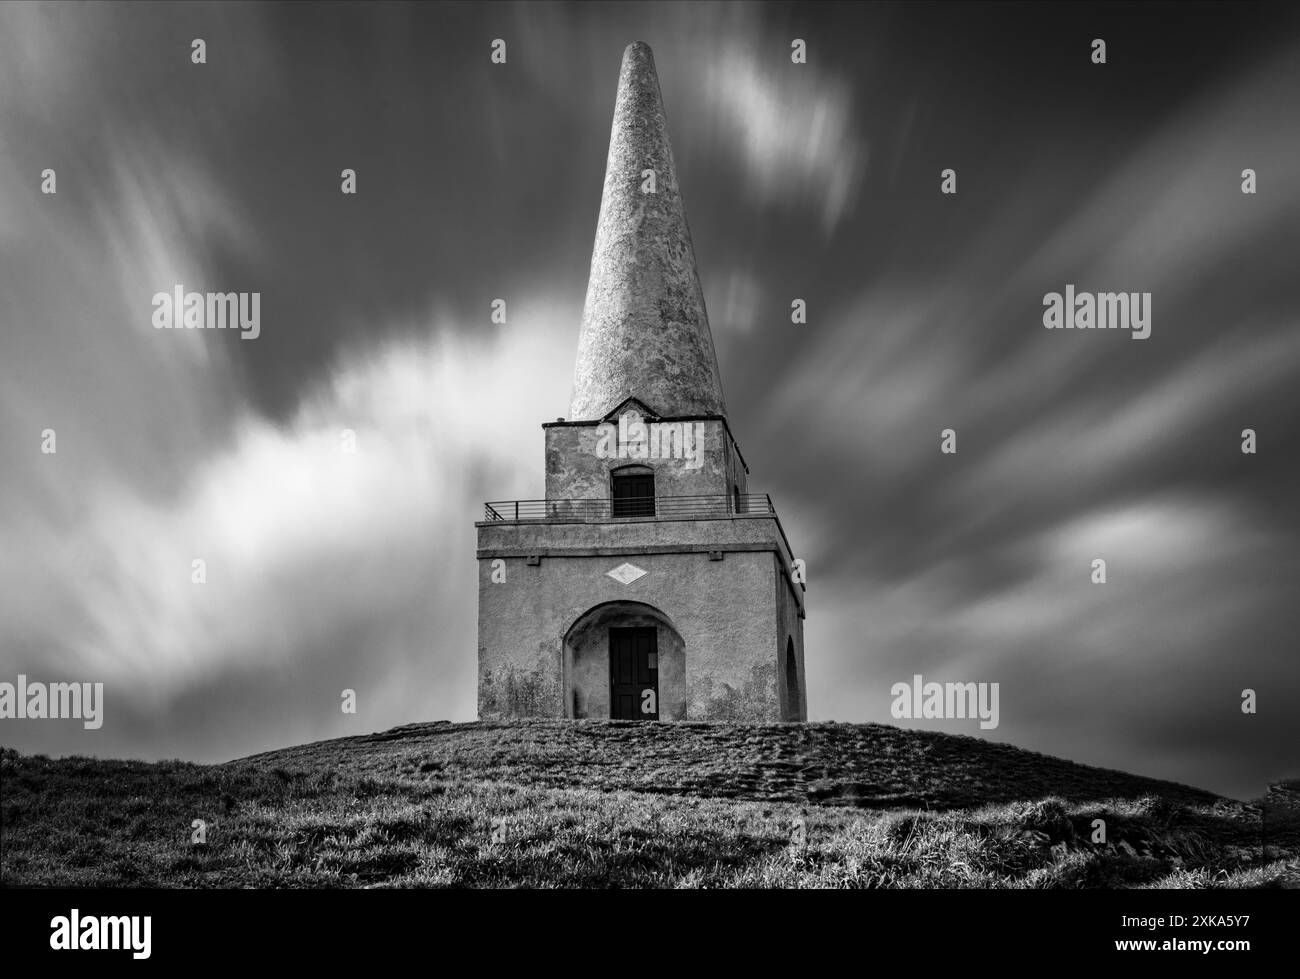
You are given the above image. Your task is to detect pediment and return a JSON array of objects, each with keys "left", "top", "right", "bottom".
[{"left": 601, "top": 397, "right": 659, "bottom": 423}]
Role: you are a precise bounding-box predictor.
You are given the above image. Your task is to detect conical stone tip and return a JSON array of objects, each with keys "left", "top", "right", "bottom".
[{"left": 568, "top": 41, "right": 728, "bottom": 422}]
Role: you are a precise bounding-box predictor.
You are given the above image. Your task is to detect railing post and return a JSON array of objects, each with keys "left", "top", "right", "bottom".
[{"left": 515, "top": 501, "right": 519, "bottom": 521}]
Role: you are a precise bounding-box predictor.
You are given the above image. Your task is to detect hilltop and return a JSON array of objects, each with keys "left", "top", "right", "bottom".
[
  {"left": 246, "top": 719, "right": 1221, "bottom": 809},
  {"left": 2, "top": 720, "right": 1296, "bottom": 888}
]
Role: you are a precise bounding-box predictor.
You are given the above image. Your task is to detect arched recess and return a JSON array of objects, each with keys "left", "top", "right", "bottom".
[
  {"left": 563, "top": 600, "right": 686, "bottom": 720},
  {"left": 784, "top": 637, "right": 801, "bottom": 722}
]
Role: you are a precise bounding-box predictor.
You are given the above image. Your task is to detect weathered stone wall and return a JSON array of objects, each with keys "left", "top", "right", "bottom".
[
  {"left": 776, "top": 556, "right": 808, "bottom": 721},
  {"left": 477, "top": 545, "right": 783, "bottom": 722},
  {"left": 479, "top": 513, "right": 805, "bottom": 617},
  {"left": 544, "top": 418, "right": 736, "bottom": 501}
]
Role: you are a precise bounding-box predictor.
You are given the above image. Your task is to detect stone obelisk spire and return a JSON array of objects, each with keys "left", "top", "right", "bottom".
[{"left": 569, "top": 41, "right": 728, "bottom": 422}]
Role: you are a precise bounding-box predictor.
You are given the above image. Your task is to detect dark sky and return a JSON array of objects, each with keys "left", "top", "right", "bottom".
[{"left": 1, "top": 1, "right": 1297, "bottom": 799}]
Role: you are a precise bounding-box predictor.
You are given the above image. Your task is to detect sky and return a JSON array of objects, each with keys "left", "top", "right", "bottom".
[{"left": 1, "top": 1, "right": 1297, "bottom": 799}]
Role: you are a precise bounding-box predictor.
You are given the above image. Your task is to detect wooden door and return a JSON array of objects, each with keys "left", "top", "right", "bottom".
[{"left": 609, "top": 627, "right": 658, "bottom": 719}]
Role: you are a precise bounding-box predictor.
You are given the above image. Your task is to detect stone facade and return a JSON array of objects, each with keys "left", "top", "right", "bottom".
[{"left": 475, "top": 41, "right": 806, "bottom": 723}]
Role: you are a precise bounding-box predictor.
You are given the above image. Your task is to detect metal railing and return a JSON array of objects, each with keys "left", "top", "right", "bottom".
[
  {"left": 482, "top": 494, "right": 776, "bottom": 523},
  {"left": 480, "top": 492, "right": 803, "bottom": 591}
]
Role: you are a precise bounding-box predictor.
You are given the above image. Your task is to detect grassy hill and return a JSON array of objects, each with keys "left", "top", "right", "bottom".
[{"left": 3, "top": 720, "right": 1297, "bottom": 888}]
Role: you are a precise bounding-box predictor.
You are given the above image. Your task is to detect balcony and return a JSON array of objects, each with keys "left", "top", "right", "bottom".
[
  {"left": 479, "top": 493, "right": 798, "bottom": 572},
  {"left": 482, "top": 494, "right": 776, "bottom": 523},
  {"left": 478, "top": 488, "right": 800, "bottom": 603}
]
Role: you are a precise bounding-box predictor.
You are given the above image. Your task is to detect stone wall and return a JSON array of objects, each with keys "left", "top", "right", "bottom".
[
  {"left": 776, "top": 554, "right": 807, "bottom": 721},
  {"left": 477, "top": 544, "right": 787, "bottom": 722},
  {"left": 543, "top": 416, "right": 745, "bottom": 501}
]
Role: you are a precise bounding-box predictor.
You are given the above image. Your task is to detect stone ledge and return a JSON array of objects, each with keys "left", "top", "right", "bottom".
[{"left": 475, "top": 542, "right": 807, "bottom": 618}]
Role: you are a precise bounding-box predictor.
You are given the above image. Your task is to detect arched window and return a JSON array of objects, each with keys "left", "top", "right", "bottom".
[{"left": 611, "top": 465, "right": 655, "bottom": 517}]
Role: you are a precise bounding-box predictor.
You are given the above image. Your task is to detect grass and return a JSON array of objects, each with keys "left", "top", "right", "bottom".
[{"left": 2, "top": 720, "right": 1297, "bottom": 888}]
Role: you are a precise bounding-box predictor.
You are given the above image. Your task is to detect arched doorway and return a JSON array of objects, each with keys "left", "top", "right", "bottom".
[{"left": 563, "top": 600, "right": 685, "bottom": 720}]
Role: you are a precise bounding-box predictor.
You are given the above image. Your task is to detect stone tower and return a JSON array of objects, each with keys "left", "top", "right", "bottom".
[{"left": 475, "top": 41, "right": 806, "bottom": 723}]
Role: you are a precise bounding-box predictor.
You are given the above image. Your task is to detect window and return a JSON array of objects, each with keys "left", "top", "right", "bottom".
[{"left": 611, "top": 467, "right": 655, "bottom": 517}]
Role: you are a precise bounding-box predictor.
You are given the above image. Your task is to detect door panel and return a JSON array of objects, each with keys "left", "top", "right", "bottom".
[{"left": 609, "top": 627, "right": 658, "bottom": 720}]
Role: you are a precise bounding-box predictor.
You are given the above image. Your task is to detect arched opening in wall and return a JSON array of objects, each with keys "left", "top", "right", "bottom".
[
  {"left": 784, "top": 637, "right": 800, "bottom": 722},
  {"left": 611, "top": 464, "right": 655, "bottom": 517},
  {"left": 563, "top": 600, "right": 686, "bottom": 721}
]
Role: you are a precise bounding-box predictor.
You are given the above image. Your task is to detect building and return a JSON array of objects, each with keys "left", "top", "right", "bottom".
[{"left": 475, "top": 41, "right": 806, "bottom": 722}]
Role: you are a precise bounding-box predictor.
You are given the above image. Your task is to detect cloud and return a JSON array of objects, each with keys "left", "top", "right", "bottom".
[
  {"left": 709, "top": 266, "right": 764, "bottom": 336},
  {"left": 2, "top": 303, "right": 576, "bottom": 760},
  {"left": 754, "top": 36, "right": 1300, "bottom": 797},
  {"left": 504, "top": 3, "right": 869, "bottom": 236},
  {"left": 0, "top": 3, "right": 580, "bottom": 759},
  {"left": 695, "top": 35, "right": 867, "bottom": 235}
]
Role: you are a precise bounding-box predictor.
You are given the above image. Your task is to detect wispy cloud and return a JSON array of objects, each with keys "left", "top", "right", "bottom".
[
  {"left": 696, "top": 38, "right": 867, "bottom": 236},
  {"left": 2, "top": 302, "right": 575, "bottom": 759}
]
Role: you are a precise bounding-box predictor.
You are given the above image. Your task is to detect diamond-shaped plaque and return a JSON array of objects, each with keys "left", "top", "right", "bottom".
[{"left": 606, "top": 562, "right": 647, "bottom": 585}]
